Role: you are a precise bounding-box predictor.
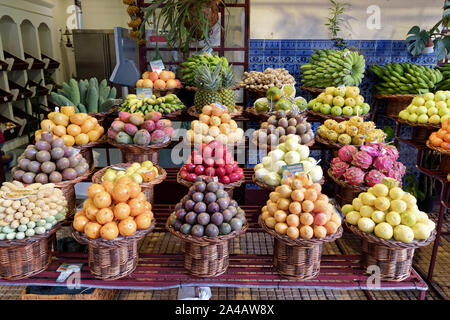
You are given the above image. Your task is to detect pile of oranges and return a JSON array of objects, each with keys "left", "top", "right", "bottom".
[
  {"left": 73, "top": 176, "right": 154, "bottom": 240},
  {"left": 36, "top": 107, "right": 104, "bottom": 147},
  {"left": 429, "top": 120, "right": 450, "bottom": 151}
]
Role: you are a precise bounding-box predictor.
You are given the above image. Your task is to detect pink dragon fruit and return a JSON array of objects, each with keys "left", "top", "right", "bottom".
[
  {"left": 343, "top": 167, "right": 365, "bottom": 185},
  {"left": 373, "top": 155, "right": 394, "bottom": 172},
  {"left": 385, "top": 169, "right": 401, "bottom": 182},
  {"left": 364, "top": 170, "right": 386, "bottom": 187},
  {"left": 331, "top": 160, "right": 349, "bottom": 179},
  {"left": 331, "top": 157, "right": 342, "bottom": 166},
  {"left": 393, "top": 161, "right": 406, "bottom": 177},
  {"left": 361, "top": 144, "right": 383, "bottom": 157},
  {"left": 352, "top": 151, "right": 373, "bottom": 170},
  {"left": 338, "top": 145, "right": 358, "bottom": 163},
  {"left": 383, "top": 144, "right": 399, "bottom": 161}
]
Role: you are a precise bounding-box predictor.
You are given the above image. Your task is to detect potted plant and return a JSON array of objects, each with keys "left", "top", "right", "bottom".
[
  {"left": 139, "top": 0, "right": 223, "bottom": 53},
  {"left": 324, "top": 0, "right": 351, "bottom": 49},
  {"left": 406, "top": 1, "right": 450, "bottom": 60}
]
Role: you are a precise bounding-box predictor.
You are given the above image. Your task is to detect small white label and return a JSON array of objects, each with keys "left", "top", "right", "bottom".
[
  {"left": 214, "top": 102, "right": 227, "bottom": 111},
  {"left": 150, "top": 59, "right": 165, "bottom": 74},
  {"left": 55, "top": 107, "right": 59, "bottom": 113},
  {"left": 136, "top": 87, "right": 153, "bottom": 99}
]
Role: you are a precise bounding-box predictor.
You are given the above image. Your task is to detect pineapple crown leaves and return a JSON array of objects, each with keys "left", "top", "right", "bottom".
[
  {"left": 221, "top": 64, "right": 235, "bottom": 89},
  {"left": 194, "top": 60, "right": 222, "bottom": 91}
]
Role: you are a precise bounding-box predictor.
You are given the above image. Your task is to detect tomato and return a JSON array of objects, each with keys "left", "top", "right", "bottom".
[
  {"left": 113, "top": 203, "right": 131, "bottom": 220},
  {"left": 100, "top": 222, "right": 119, "bottom": 240},
  {"left": 93, "top": 191, "right": 112, "bottom": 209},
  {"left": 118, "top": 218, "right": 137, "bottom": 236}
]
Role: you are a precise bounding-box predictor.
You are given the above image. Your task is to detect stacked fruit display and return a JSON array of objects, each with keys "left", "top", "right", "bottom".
[
  {"left": 180, "top": 54, "right": 230, "bottom": 87},
  {"left": 370, "top": 63, "right": 443, "bottom": 94},
  {"left": 300, "top": 49, "right": 366, "bottom": 87},
  {"left": 240, "top": 68, "right": 296, "bottom": 91},
  {"left": 167, "top": 179, "right": 246, "bottom": 238},
  {"left": 330, "top": 143, "right": 405, "bottom": 187},
  {"left": 307, "top": 86, "right": 370, "bottom": 117},
  {"left": 36, "top": 109, "right": 104, "bottom": 146},
  {"left": 50, "top": 78, "right": 117, "bottom": 113},
  {"left": 435, "top": 64, "right": 450, "bottom": 91},
  {"left": 136, "top": 70, "right": 181, "bottom": 89},
  {"left": 107, "top": 111, "right": 174, "bottom": 145},
  {"left": 398, "top": 92, "right": 450, "bottom": 125},
  {"left": 102, "top": 161, "right": 161, "bottom": 184},
  {"left": 253, "top": 86, "right": 308, "bottom": 113},
  {"left": 12, "top": 132, "right": 89, "bottom": 184},
  {"left": 317, "top": 117, "right": 385, "bottom": 146},
  {"left": 119, "top": 93, "right": 186, "bottom": 115},
  {"left": 343, "top": 178, "right": 436, "bottom": 243},
  {"left": 0, "top": 182, "right": 67, "bottom": 240},
  {"left": 179, "top": 140, "right": 244, "bottom": 185},
  {"left": 254, "top": 136, "right": 323, "bottom": 187},
  {"left": 260, "top": 174, "right": 342, "bottom": 240},
  {"left": 185, "top": 104, "right": 244, "bottom": 145},
  {"left": 73, "top": 178, "right": 153, "bottom": 240},
  {"left": 251, "top": 110, "right": 315, "bottom": 147},
  {"left": 428, "top": 120, "right": 450, "bottom": 151}
]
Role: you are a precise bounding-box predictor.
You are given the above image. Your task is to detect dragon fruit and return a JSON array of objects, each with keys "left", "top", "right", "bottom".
[
  {"left": 385, "top": 169, "right": 401, "bottom": 182},
  {"left": 352, "top": 151, "right": 373, "bottom": 169},
  {"left": 383, "top": 144, "right": 399, "bottom": 161},
  {"left": 343, "top": 167, "right": 365, "bottom": 185},
  {"left": 364, "top": 170, "right": 386, "bottom": 187},
  {"left": 338, "top": 145, "right": 358, "bottom": 163},
  {"left": 360, "top": 143, "right": 383, "bottom": 157},
  {"left": 373, "top": 155, "right": 394, "bottom": 172},
  {"left": 331, "top": 157, "right": 342, "bottom": 166},
  {"left": 331, "top": 160, "right": 349, "bottom": 179},
  {"left": 393, "top": 161, "right": 406, "bottom": 177}
]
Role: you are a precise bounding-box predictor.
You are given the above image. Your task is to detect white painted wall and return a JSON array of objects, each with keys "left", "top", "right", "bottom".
[{"left": 81, "top": 0, "right": 129, "bottom": 30}]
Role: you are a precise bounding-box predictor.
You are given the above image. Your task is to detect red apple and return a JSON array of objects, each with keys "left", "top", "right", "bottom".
[
  {"left": 215, "top": 167, "right": 226, "bottom": 177},
  {"left": 204, "top": 158, "right": 215, "bottom": 167},
  {"left": 180, "top": 170, "right": 189, "bottom": 180},
  {"left": 224, "top": 164, "right": 234, "bottom": 175},
  {"left": 195, "top": 165, "right": 205, "bottom": 175},
  {"left": 229, "top": 172, "right": 240, "bottom": 183},
  {"left": 220, "top": 175, "right": 230, "bottom": 184},
  {"left": 185, "top": 163, "right": 196, "bottom": 172},
  {"left": 187, "top": 173, "right": 198, "bottom": 182},
  {"left": 204, "top": 167, "right": 215, "bottom": 177}
]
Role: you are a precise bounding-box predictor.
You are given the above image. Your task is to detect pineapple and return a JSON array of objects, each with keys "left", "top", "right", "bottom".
[
  {"left": 194, "top": 61, "right": 222, "bottom": 113},
  {"left": 220, "top": 64, "right": 236, "bottom": 111}
]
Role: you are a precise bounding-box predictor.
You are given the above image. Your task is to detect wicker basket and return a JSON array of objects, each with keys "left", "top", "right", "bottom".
[
  {"left": 187, "top": 105, "right": 243, "bottom": 119},
  {"left": 92, "top": 163, "right": 167, "bottom": 204},
  {"left": 71, "top": 221, "right": 155, "bottom": 280},
  {"left": 0, "top": 223, "right": 62, "bottom": 280},
  {"left": 241, "top": 87, "right": 267, "bottom": 99},
  {"left": 166, "top": 218, "right": 248, "bottom": 277},
  {"left": 315, "top": 135, "right": 363, "bottom": 150},
  {"left": 74, "top": 135, "right": 106, "bottom": 171},
  {"left": 299, "top": 86, "right": 325, "bottom": 98},
  {"left": 374, "top": 93, "right": 416, "bottom": 118},
  {"left": 307, "top": 109, "right": 370, "bottom": 122},
  {"left": 162, "top": 108, "right": 185, "bottom": 120},
  {"left": 53, "top": 171, "right": 90, "bottom": 217},
  {"left": 327, "top": 168, "right": 368, "bottom": 206},
  {"left": 176, "top": 171, "right": 243, "bottom": 198},
  {"left": 426, "top": 140, "right": 450, "bottom": 173},
  {"left": 345, "top": 222, "right": 436, "bottom": 281},
  {"left": 107, "top": 137, "right": 171, "bottom": 165},
  {"left": 395, "top": 117, "right": 440, "bottom": 144},
  {"left": 152, "top": 87, "right": 182, "bottom": 98},
  {"left": 259, "top": 216, "right": 343, "bottom": 280}
]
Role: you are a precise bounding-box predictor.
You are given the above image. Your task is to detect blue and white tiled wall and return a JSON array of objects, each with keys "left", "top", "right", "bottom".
[{"left": 246, "top": 39, "right": 439, "bottom": 180}]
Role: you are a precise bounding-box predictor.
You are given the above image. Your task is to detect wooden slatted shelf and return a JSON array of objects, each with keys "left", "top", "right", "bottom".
[
  {"left": 0, "top": 87, "right": 14, "bottom": 103},
  {"left": 24, "top": 53, "right": 45, "bottom": 70},
  {"left": 3, "top": 51, "right": 29, "bottom": 70},
  {"left": 8, "top": 80, "right": 33, "bottom": 100},
  {"left": 0, "top": 59, "right": 8, "bottom": 71},
  {"left": 41, "top": 54, "right": 60, "bottom": 70},
  {"left": 28, "top": 80, "right": 49, "bottom": 96}
]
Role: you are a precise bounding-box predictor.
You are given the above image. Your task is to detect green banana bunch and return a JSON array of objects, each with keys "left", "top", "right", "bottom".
[
  {"left": 300, "top": 49, "right": 366, "bottom": 88},
  {"left": 180, "top": 54, "right": 230, "bottom": 86},
  {"left": 119, "top": 93, "right": 186, "bottom": 114},
  {"left": 435, "top": 64, "right": 450, "bottom": 91},
  {"left": 369, "top": 63, "right": 443, "bottom": 94}
]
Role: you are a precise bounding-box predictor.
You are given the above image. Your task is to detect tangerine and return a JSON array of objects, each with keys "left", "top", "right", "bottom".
[
  {"left": 88, "top": 130, "right": 101, "bottom": 142},
  {"left": 112, "top": 184, "right": 130, "bottom": 203},
  {"left": 102, "top": 180, "right": 114, "bottom": 193},
  {"left": 62, "top": 135, "right": 75, "bottom": 146},
  {"left": 70, "top": 113, "right": 88, "bottom": 126},
  {"left": 80, "top": 119, "right": 96, "bottom": 133},
  {"left": 75, "top": 133, "right": 89, "bottom": 145},
  {"left": 96, "top": 208, "right": 114, "bottom": 225},
  {"left": 202, "top": 105, "right": 213, "bottom": 115},
  {"left": 74, "top": 209, "right": 85, "bottom": 218},
  {"left": 67, "top": 124, "right": 82, "bottom": 136},
  {"left": 118, "top": 218, "right": 137, "bottom": 236},
  {"left": 127, "top": 182, "right": 141, "bottom": 198},
  {"left": 144, "top": 201, "right": 152, "bottom": 213},
  {"left": 87, "top": 184, "right": 105, "bottom": 199},
  {"left": 93, "top": 191, "right": 112, "bottom": 209},
  {"left": 100, "top": 222, "right": 119, "bottom": 240},
  {"left": 52, "top": 125, "right": 66, "bottom": 137},
  {"left": 135, "top": 212, "right": 152, "bottom": 229},
  {"left": 73, "top": 215, "right": 89, "bottom": 232},
  {"left": 116, "top": 176, "right": 132, "bottom": 185},
  {"left": 129, "top": 198, "right": 145, "bottom": 216},
  {"left": 114, "top": 202, "right": 131, "bottom": 220},
  {"left": 84, "top": 221, "right": 102, "bottom": 239},
  {"left": 85, "top": 205, "right": 99, "bottom": 221},
  {"left": 135, "top": 192, "right": 147, "bottom": 202}
]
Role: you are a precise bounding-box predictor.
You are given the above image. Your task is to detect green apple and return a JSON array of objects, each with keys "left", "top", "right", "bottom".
[
  {"left": 446, "top": 99, "right": 450, "bottom": 106},
  {"left": 313, "top": 102, "right": 322, "bottom": 112},
  {"left": 408, "top": 113, "right": 418, "bottom": 123},
  {"left": 409, "top": 105, "right": 418, "bottom": 114},
  {"left": 436, "top": 101, "right": 447, "bottom": 109},
  {"left": 428, "top": 107, "right": 438, "bottom": 116},
  {"left": 353, "top": 105, "right": 363, "bottom": 116},
  {"left": 130, "top": 162, "right": 141, "bottom": 169},
  {"left": 424, "top": 92, "right": 434, "bottom": 101},
  {"left": 398, "top": 110, "right": 410, "bottom": 120},
  {"left": 331, "top": 106, "right": 342, "bottom": 115},
  {"left": 441, "top": 114, "right": 449, "bottom": 123},
  {"left": 142, "top": 160, "right": 154, "bottom": 169},
  {"left": 316, "top": 93, "right": 326, "bottom": 103},
  {"left": 345, "top": 86, "right": 359, "bottom": 98},
  {"left": 342, "top": 106, "right": 353, "bottom": 116},
  {"left": 103, "top": 170, "right": 117, "bottom": 182},
  {"left": 446, "top": 91, "right": 450, "bottom": 100},
  {"left": 344, "top": 97, "right": 356, "bottom": 107},
  {"left": 429, "top": 114, "right": 441, "bottom": 124},
  {"left": 320, "top": 104, "right": 332, "bottom": 114},
  {"left": 361, "top": 103, "right": 370, "bottom": 114},
  {"left": 332, "top": 96, "right": 345, "bottom": 107},
  {"left": 425, "top": 100, "right": 435, "bottom": 109},
  {"left": 334, "top": 87, "right": 346, "bottom": 97},
  {"left": 355, "top": 95, "right": 364, "bottom": 105},
  {"left": 434, "top": 91, "right": 446, "bottom": 102},
  {"left": 439, "top": 107, "right": 450, "bottom": 117},
  {"left": 130, "top": 173, "right": 143, "bottom": 184},
  {"left": 325, "top": 87, "right": 335, "bottom": 95},
  {"left": 308, "top": 99, "right": 316, "bottom": 109},
  {"left": 417, "top": 114, "right": 429, "bottom": 124},
  {"left": 416, "top": 106, "right": 427, "bottom": 115},
  {"left": 323, "top": 94, "right": 334, "bottom": 105},
  {"left": 412, "top": 96, "right": 425, "bottom": 106},
  {"left": 125, "top": 167, "right": 136, "bottom": 175}
]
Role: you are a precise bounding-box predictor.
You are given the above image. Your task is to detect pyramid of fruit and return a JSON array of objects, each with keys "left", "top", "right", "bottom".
[
  {"left": 37, "top": 108, "right": 104, "bottom": 146},
  {"left": 260, "top": 173, "right": 342, "bottom": 240},
  {"left": 107, "top": 111, "right": 174, "bottom": 145},
  {"left": 167, "top": 179, "right": 246, "bottom": 238},
  {"left": 73, "top": 177, "right": 154, "bottom": 240},
  {"left": 240, "top": 68, "right": 296, "bottom": 91},
  {"left": 12, "top": 132, "right": 90, "bottom": 184},
  {"left": 308, "top": 86, "right": 370, "bottom": 116},
  {"left": 136, "top": 70, "right": 181, "bottom": 90},
  {"left": 428, "top": 120, "right": 450, "bottom": 151},
  {"left": 317, "top": 116, "right": 385, "bottom": 146},
  {"left": 0, "top": 181, "right": 67, "bottom": 240},
  {"left": 343, "top": 178, "right": 436, "bottom": 243},
  {"left": 252, "top": 110, "right": 315, "bottom": 147},
  {"left": 102, "top": 161, "right": 160, "bottom": 184},
  {"left": 254, "top": 136, "right": 323, "bottom": 187},
  {"left": 330, "top": 143, "right": 405, "bottom": 187},
  {"left": 180, "top": 140, "right": 244, "bottom": 185},
  {"left": 398, "top": 92, "right": 450, "bottom": 125},
  {"left": 185, "top": 104, "right": 244, "bottom": 145}
]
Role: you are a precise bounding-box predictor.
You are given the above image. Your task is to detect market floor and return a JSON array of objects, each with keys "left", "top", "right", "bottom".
[{"left": 0, "top": 215, "right": 448, "bottom": 300}]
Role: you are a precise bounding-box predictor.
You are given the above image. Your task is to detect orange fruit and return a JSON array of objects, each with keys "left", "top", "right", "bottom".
[
  {"left": 102, "top": 180, "right": 114, "bottom": 193},
  {"left": 67, "top": 124, "right": 82, "bottom": 136},
  {"left": 118, "top": 218, "right": 137, "bottom": 237},
  {"left": 202, "top": 105, "right": 213, "bottom": 115},
  {"left": 112, "top": 184, "right": 130, "bottom": 203},
  {"left": 93, "top": 191, "right": 112, "bottom": 209},
  {"left": 437, "top": 129, "right": 446, "bottom": 140},
  {"left": 74, "top": 209, "right": 85, "bottom": 218},
  {"left": 135, "top": 192, "right": 147, "bottom": 203},
  {"left": 87, "top": 184, "right": 105, "bottom": 199},
  {"left": 80, "top": 119, "right": 96, "bottom": 133},
  {"left": 211, "top": 106, "right": 224, "bottom": 116},
  {"left": 286, "top": 214, "right": 300, "bottom": 227},
  {"left": 127, "top": 182, "right": 141, "bottom": 198},
  {"left": 52, "top": 125, "right": 66, "bottom": 137},
  {"left": 73, "top": 215, "right": 89, "bottom": 232},
  {"left": 299, "top": 212, "right": 314, "bottom": 226},
  {"left": 96, "top": 208, "right": 114, "bottom": 225},
  {"left": 128, "top": 198, "right": 145, "bottom": 216},
  {"left": 83, "top": 198, "right": 93, "bottom": 209},
  {"left": 288, "top": 201, "right": 302, "bottom": 215},
  {"left": 310, "top": 183, "right": 322, "bottom": 194},
  {"left": 313, "top": 200, "right": 329, "bottom": 213},
  {"left": 143, "top": 201, "right": 152, "bottom": 213},
  {"left": 220, "top": 113, "right": 231, "bottom": 124},
  {"left": 135, "top": 213, "right": 152, "bottom": 230},
  {"left": 95, "top": 125, "right": 104, "bottom": 136},
  {"left": 52, "top": 113, "right": 69, "bottom": 126},
  {"left": 84, "top": 222, "right": 102, "bottom": 239},
  {"left": 116, "top": 176, "right": 132, "bottom": 185},
  {"left": 75, "top": 133, "right": 89, "bottom": 145},
  {"left": 444, "top": 133, "right": 450, "bottom": 143},
  {"left": 100, "top": 222, "right": 119, "bottom": 240},
  {"left": 441, "top": 142, "right": 450, "bottom": 150},
  {"left": 88, "top": 130, "right": 101, "bottom": 142},
  {"left": 88, "top": 117, "right": 98, "bottom": 126},
  {"left": 304, "top": 189, "right": 318, "bottom": 202},
  {"left": 199, "top": 114, "right": 210, "bottom": 124},
  {"left": 85, "top": 205, "right": 99, "bottom": 221},
  {"left": 41, "top": 119, "right": 55, "bottom": 132},
  {"left": 302, "top": 200, "right": 314, "bottom": 213},
  {"left": 274, "top": 210, "right": 287, "bottom": 223},
  {"left": 62, "top": 135, "right": 75, "bottom": 146},
  {"left": 70, "top": 113, "right": 88, "bottom": 126},
  {"left": 113, "top": 202, "right": 131, "bottom": 220}
]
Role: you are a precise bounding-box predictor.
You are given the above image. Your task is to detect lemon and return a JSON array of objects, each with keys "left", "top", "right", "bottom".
[
  {"left": 346, "top": 211, "right": 360, "bottom": 225},
  {"left": 386, "top": 211, "right": 401, "bottom": 226},
  {"left": 371, "top": 210, "right": 386, "bottom": 223},
  {"left": 352, "top": 198, "right": 363, "bottom": 211},
  {"left": 412, "top": 222, "right": 431, "bottom": 240},
  {"left": 389, "top": 187, "right": 404, "bottom": 200},
  {"left": 374, "top": 222, "right": 393, "bottom": 239},
  {"left": 281, "top": 84, "right": 296, "bottom": 99},
  {"left": 371, "top": 184, "right": 389, "bottom": 197},
  {"left": 360, "top": 205, "right": 374, "bottom": 218},
  {"left": 393, "top": 225, "right": 414, "bottom": 243},
  {"left": 341, "top": 204, "right": 354, "bottom": 216},
  {"left": 358, "top": 217, "right": 375, "bottom": 233},
  {"left": 361, "top": 192, "right": 377, "bottom": 206},
  {"left": 401, "top": 211, "right": 417, "bottom": 227}
]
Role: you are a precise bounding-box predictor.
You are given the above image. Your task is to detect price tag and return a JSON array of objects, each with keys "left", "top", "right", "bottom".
[
  {"left": 202, "top": 45, "right": 213, "bottom": 56},
  {"left": 214, "top": 102, "right": 227, "bottom": 111},
  {"left": 136, "top": 87, "right": 153, "bottom": 99},
  {"left": 150, "top": 59, "right": 165, "bottom": 74},
  {"left": 281, "top": 163, "right": 304, "bottom": 179}
]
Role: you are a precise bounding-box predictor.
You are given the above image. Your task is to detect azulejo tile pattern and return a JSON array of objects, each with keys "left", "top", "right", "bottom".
[{"left": 247, "top": 39, "right": 438, "bottom": 182}]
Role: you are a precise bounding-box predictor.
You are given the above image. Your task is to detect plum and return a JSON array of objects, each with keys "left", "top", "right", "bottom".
[
  {"left": 206, "top": 182, "right": 219, "bottom": 193},
  {"left": 49, "top": 171, "right": 63, "bottom": 183},
  {"left": 35, "top": 173, "right": 49, "bottom": 184},
  {"left": 190, "top": 224, "right": 204, "bottom": 237},
  {"left": 197, "top": 213, "right": 210, "bottom": 226},
  {"left": 207, "top": 202, "right": 220, "bottom": 214},
  {"left": 27, "top": 161, "right": 41, "bottom": 173},
  {"left": 51, "top": 138, "right": 65, "bottom": 149},
  {"left": 192, "top": 192, "right": 204, "bottom": 203},
  {"left": 175, "top": 209, "right": 187, "bottom": 221},
  {"left": 194, "top": 202, "right": 206, "bottom": 213},
  {"left": 51, "top": 147, "right": 64, "bottom": 160},
  {"left": 180, "top": 224, "right": 192, "bottom": 235},
  {"left": 35, "top": 140, "right": 51, "bottom": 151},
  {"left": 22, "top": 172, "right": 36, "bottom": 184},
  {"left": 230, "top": 218, "right": 243, "bottom": 231},
  {"left": 194, "top": 181, "right": 206, "bottom": 192},
  {"left": 36, "top": 150, "right": 51, "bottom": 163},
  {"left": 205, "top": 224, "right": 219, "bottom": 238},
  {"left": 18, "top": 158, "right": 31, "bottom": 171},
  {"left": 204, "top": 192, "right": 217, "bottom": 204},
  {"left": 62, "top": 168, "right": 77, "bottom": 181},
  {"left": 13, "top": 169, "right": 25, "bottom": 181},
  {"left": 56, "top": 158, "right": 70, "bottom": 171},
  {"left": 222, "top": 209, "right": 233, "bottom": 223},
  {"left": 40, "top": 161, "right": 56, "bottom": 174},
  {"left": 184, "top": 199, "right": 196, "bottom": 211},
  {"left": 185, "top": 211, "right": 197, "bottom": 225},
  {"left": 24, "top": 148, "right": 37, "bottom": 160},
  {"left": 211, "top": 212, "right": 224, "bottom": 226},
  {"left": 219, "top": 223, "right": 232, "bottom": 235}
]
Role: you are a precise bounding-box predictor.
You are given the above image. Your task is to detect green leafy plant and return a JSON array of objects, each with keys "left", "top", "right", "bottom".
[
  {"left": 404, "top": 171, "right": 426, "bottom": 202},
  {"left": 324, "top": 0, "right": 351, "bottom": 49},
  {"left": 382, "top": 125, "right": 395, "bottom": 143},
  {"left": 139, "top": 0, "right": 225, "bottom": 54},
  {"left": 406, "top": 1, "right": 450, "bottom": 60}
]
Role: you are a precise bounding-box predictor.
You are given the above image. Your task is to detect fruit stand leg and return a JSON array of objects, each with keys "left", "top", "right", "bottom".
[{"left": 427, "top": 202, "right": 445, "bottom": 282}]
